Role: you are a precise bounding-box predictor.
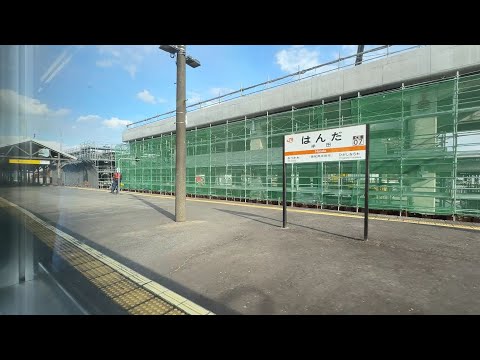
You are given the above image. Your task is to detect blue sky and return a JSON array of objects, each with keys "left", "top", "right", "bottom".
[{"left": 0, "top": 45, "right": 416, "bottom": 149}]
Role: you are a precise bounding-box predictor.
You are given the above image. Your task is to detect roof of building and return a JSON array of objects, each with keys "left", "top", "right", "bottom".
[{"left": 0, "top": 138, "right": 77, "bottom": 160}]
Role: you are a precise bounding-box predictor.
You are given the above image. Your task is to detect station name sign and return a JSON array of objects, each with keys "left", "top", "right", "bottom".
[{"left": 284, "top": 124, "right": 367, "bottom": 164}]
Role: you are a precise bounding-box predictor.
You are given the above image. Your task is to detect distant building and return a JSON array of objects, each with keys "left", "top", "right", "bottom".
[
  {"left": 67, "top": 142, "right": 116, "bottom": 189},
  {"left": 0, "top": 138, "right": 76, "bottom": 186}
]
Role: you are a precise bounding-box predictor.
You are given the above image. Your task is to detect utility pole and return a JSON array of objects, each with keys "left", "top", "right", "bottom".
[
  {"left": 57, "top": 152, "right": 60, "bottom": 185},
  {"left": 175, "top": 45, "right": 187, "bottom": 222},
  {"left": 159, "top": 45, "right": 200, "bottom": 222}
]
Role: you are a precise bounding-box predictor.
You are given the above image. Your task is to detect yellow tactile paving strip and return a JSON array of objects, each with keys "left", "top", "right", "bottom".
[
  {"left": 164, "top": 308, "right": 186, "bottom": 315},
  {"left": 102, "top": 279, "right": 138, "bottom": 298},
  {"left": 129, "top": 298, "right": 175, "bottom": 315},
  {"left": 112, "top": 287, "right": 154, "bottom": 309},
  {"left": 0, "top": 196, "right": 213, "bottom": 315},
  {"left": 83, "top": 265, "right": 115, "bottom": 280},
  {"left": 90, "top": 272, "right": 125, "bottom": 288},
  {"left": 68, "top": 186, "right": 480, "bottom": 232},
  {"left": 74, "top": 259, "right": 105, "bottom": 272}
]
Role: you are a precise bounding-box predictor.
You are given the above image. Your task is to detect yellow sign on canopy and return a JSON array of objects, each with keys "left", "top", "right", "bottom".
[{"left": 8, "top": 159, "right": 50, "bottom": 165}]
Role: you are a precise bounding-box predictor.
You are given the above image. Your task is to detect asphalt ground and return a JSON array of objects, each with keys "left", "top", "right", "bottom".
[{"left": 1, "top": 186, "right": 479, "bottom": 315}]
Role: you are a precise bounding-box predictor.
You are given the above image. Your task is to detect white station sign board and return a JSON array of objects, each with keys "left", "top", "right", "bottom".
[{"left": 284, "top": 124, "right": 367, "bottom": 164}]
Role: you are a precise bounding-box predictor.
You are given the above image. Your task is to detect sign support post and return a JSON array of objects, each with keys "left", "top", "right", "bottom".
[
  {"left": 364, "top": 124, "right": 369, "bottom": 241},
  {"left": 283, "top": 139, "right": 287, "bottom": 228},
  {"left": 283, "top": 124, "right": 369, "bottom": 240}
]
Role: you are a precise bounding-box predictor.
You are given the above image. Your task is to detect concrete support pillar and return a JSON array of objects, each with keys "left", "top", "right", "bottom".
[
  {"left": 250, "top": 118, "right": 267, "bottom": 150},
  {"left": 409, "top": 91, "right": 437, "bottom": 213}
]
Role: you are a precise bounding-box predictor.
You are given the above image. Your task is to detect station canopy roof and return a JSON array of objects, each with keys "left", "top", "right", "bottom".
[{"left": 0, "top": 138, "right": 77, "bottom": 165}]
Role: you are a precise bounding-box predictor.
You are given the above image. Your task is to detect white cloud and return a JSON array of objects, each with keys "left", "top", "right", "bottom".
[
  {"left": 209, "top": 87, "right": 235, "bottom": 97},
  {"left": 0, "top": 89, "right": 70, "bottom": 117},
  {"left": 0, "top": 136, "right": 67, "bottom": 151},
  {"left": 55, "top": 108, "right": 70, "bottom": 116},
  {"left": 186, "top": 91, "right": 202, "bottom": 105},
  {"left": 102, "top": 117, "right": 132, "bottom": 129},
  {"left": 124, "top": 64, "right": 137, "bottom": 78},
  {"left": 96, "top": 45, "right": 157, "bottom": 79},
  {"left": 76, "top": 114, "right": 132, "bottom": 129},
  {"left": 184, "top": 87, "right": 237, "bottom": 108},
  {"left": 99, "top": 46, "right": 121, "bottom": 58},
  {"left": 275, "top": 46, "right": 321, "bottom": 73},
  {"left": 37, "top": 139, "right": 65, "bottom": 151},
  {"left": 139, "top": 45, "right": 157, "bottom": 54},
  {"left": 77, "top": 114, "right": 102, "bottom": 123},
  {"left": 96, "top": 59, "right": 113, "bottom": 67},
  {"left": 157, "top": 97, "right": 167, "bottom": 103},
  {"left": 137, "top": 89, "right": 157, "bottom": 104},
  {"left": 0, "top": 136, "right": 30, "bottom": 146},
  {"left": 0, "top": 90, "right": 71, "bottom": 147},
  {"left": 342, "top": 45, "right": 358, "bottom": 56}
]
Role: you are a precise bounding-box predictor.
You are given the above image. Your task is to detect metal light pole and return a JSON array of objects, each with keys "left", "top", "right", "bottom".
[
  {"left": 175, "top": 45, "right": 187, "bottom": 222},
  {"left": 159, "top": 45, "right": 200, "bottom": 222}
]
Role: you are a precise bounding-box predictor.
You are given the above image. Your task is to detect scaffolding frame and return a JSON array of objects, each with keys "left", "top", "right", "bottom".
[
  {"left": 116, "top": 72, "right": 480, "bottom": 219},
  {"left": 68, "top": 142, "right": 116, "bottom": 188}
]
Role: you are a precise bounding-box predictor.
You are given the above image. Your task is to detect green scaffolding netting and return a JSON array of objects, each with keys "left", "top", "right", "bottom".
[{"left": 116, "top": 73, "right": 480, "bottom": 217}]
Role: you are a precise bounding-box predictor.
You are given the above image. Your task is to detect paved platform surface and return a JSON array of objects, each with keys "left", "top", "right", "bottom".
[
  {"left": 1, "top": 186, "right": 480, "bottom": 315},
  {"left": 0, "top": 194, "right": 208, "bottom": 315},
  {"left": 0, "top": 268, "right": 85, "bottom": 315}
]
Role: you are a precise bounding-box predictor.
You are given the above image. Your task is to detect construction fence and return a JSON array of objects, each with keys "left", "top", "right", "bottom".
[{"left": 116, "top": 72, "right": 480, "bottom": 218}]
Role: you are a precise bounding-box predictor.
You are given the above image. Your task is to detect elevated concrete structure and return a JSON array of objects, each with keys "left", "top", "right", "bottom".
[{"left": 124, "top": 45, "right": 480, "bottom": 142}]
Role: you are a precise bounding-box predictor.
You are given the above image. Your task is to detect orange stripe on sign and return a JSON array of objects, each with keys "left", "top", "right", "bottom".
[{"left": 285, "top": 145, "right": 366, "bottom": 156}]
